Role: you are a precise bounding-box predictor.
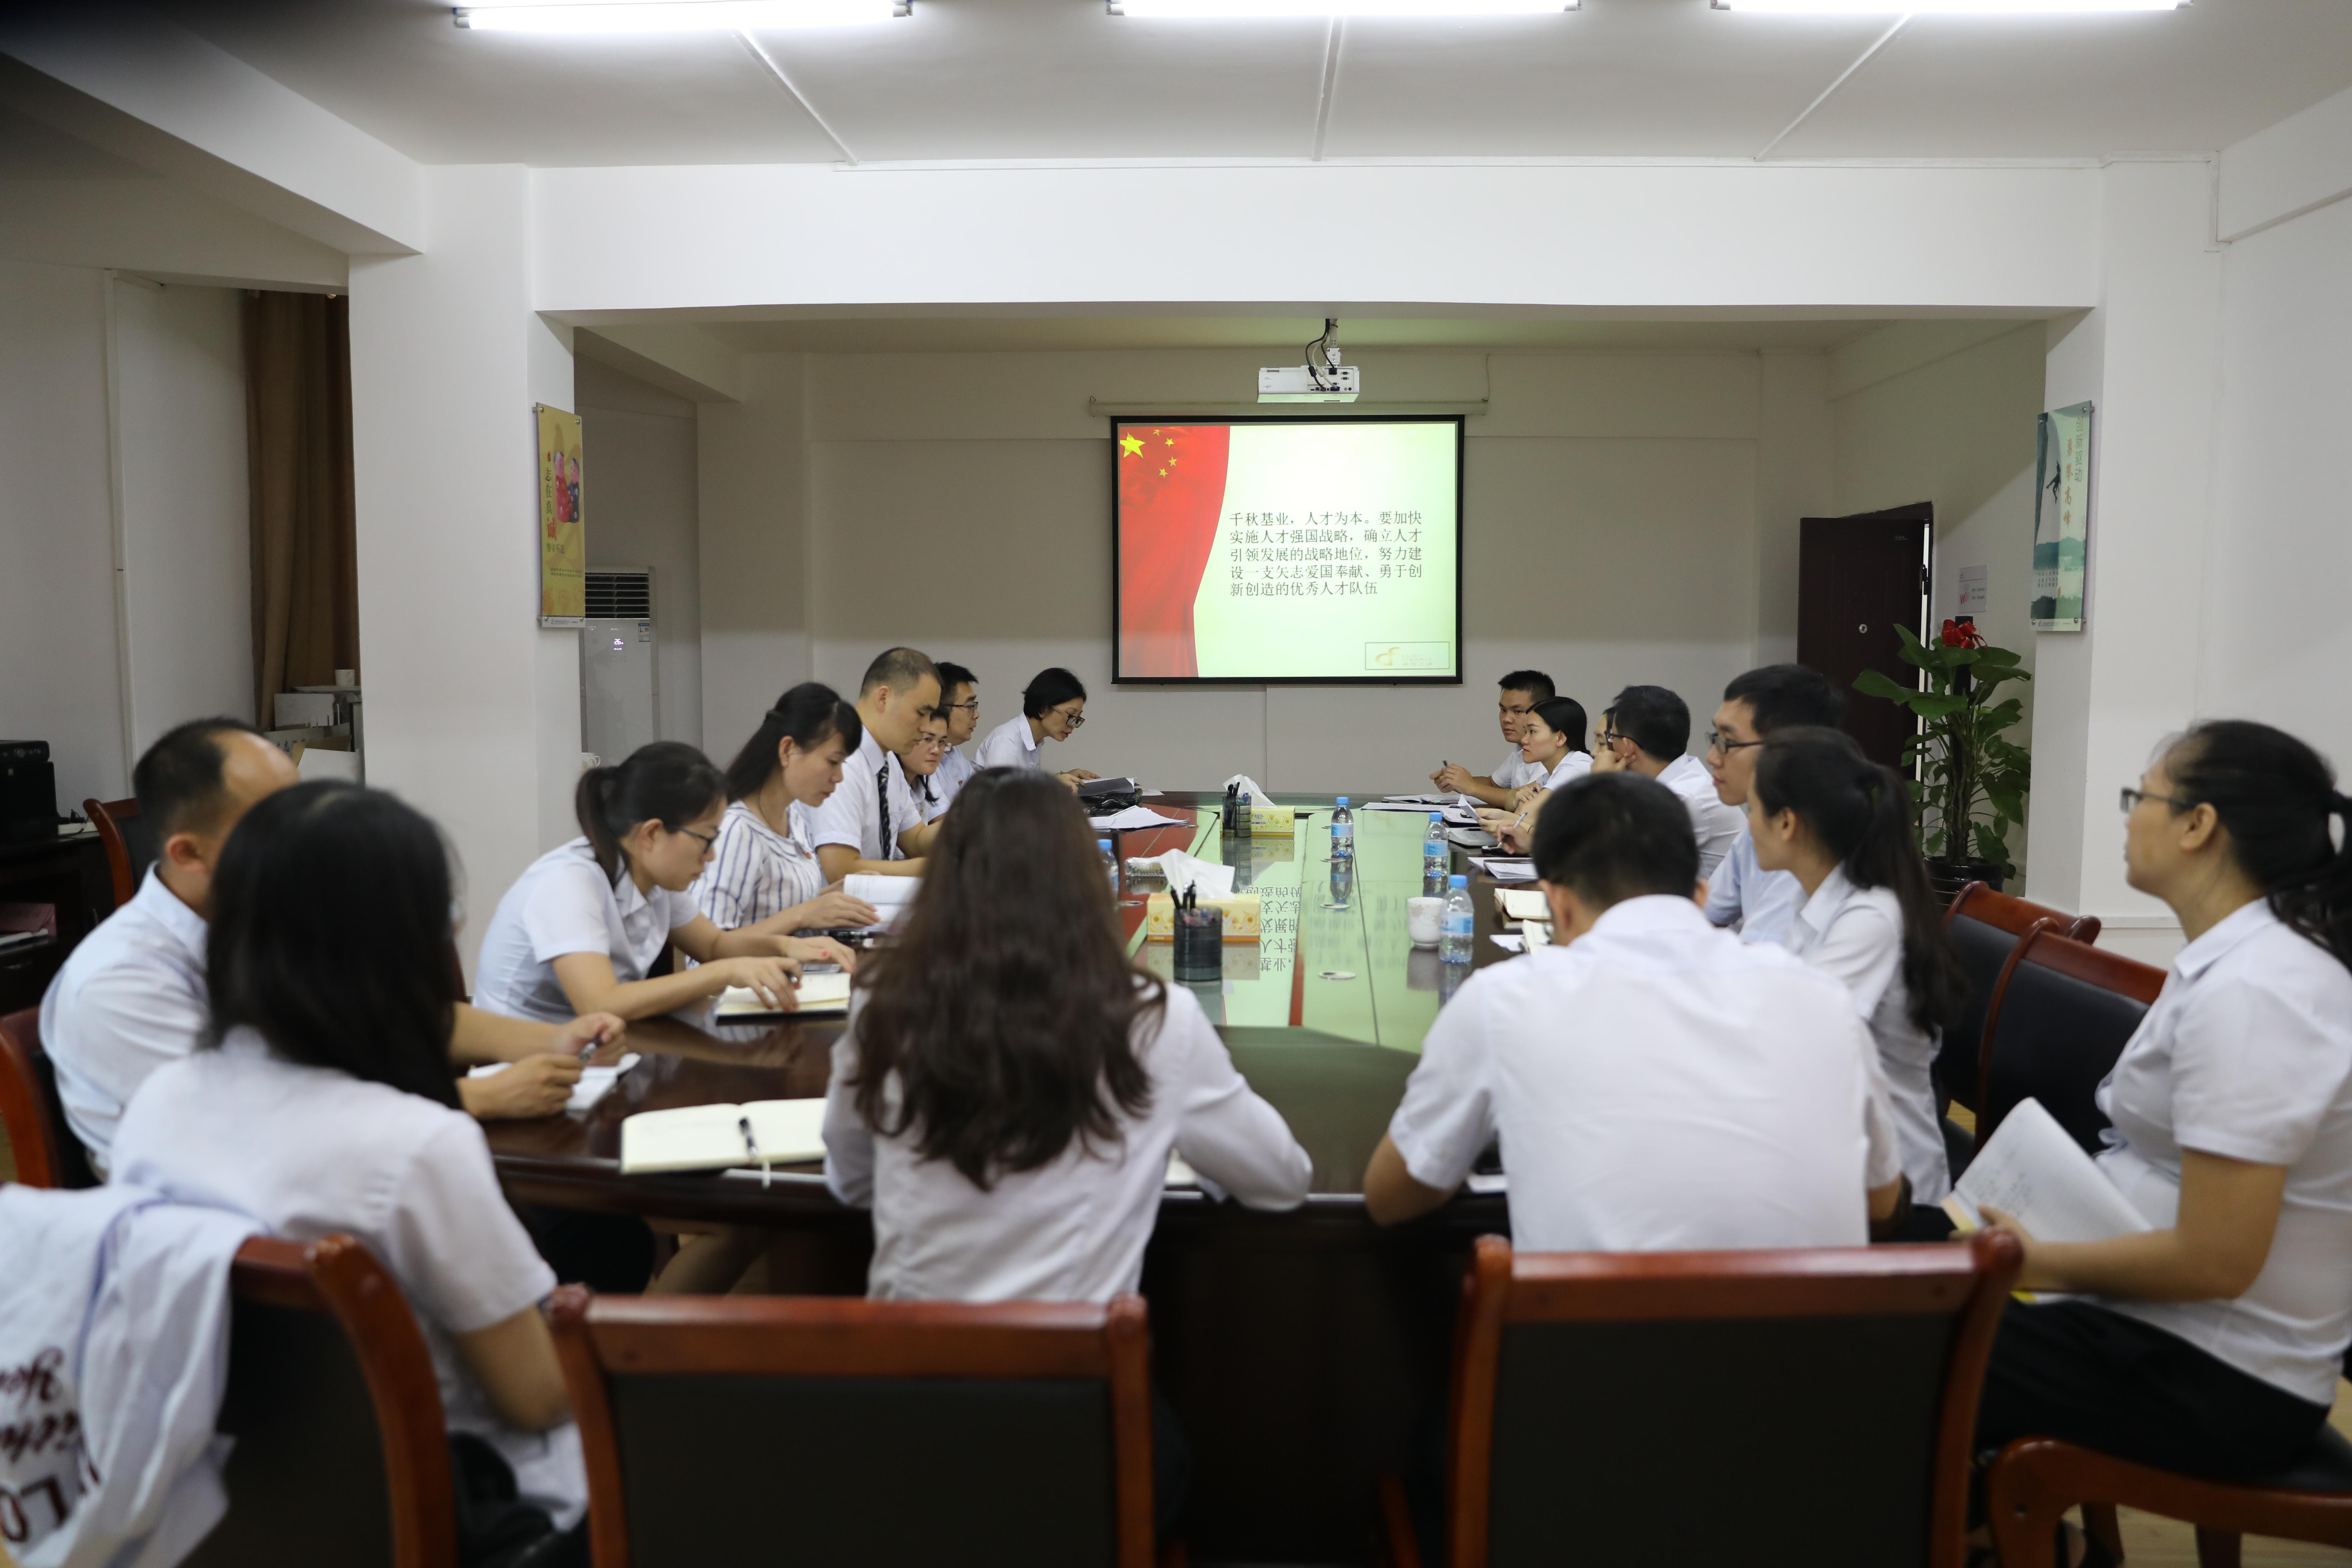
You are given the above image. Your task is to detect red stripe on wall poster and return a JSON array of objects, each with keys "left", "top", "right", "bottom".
[{"left": 1117, "top": 423, "right": 1231, "bottom": 679}]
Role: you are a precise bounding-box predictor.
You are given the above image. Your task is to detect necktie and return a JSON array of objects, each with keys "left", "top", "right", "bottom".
[{"left": 877, "top": 761, "right": 895, "bottom": 860}]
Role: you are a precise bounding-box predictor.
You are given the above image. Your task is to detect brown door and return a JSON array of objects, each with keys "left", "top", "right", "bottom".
[{"left": 1797, "top": 503, "right": 1932, "bottom": 769}]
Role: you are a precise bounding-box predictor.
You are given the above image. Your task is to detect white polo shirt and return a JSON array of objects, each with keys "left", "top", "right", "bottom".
[
  {"left": 38, "top": 867, "right": 211, "bottom": 1170},
  {"left": 887, "top": 750, "right": 945, "bottom": 840},
  {"left": 826, "top": 983, "right": 1312, "bottom": 1301},
  {"left": 472, "top": 839, "right": 701, "bottom": 1023},
  {"left": 2090, "top": 900, "right": 2352, "bottom": 1406},
  {"left": 928, "top": 746, "right": 976, "bottom": 819},
  {"left": 1702, "top": 827, "right": 1807, "bottom": 949},
  {"left": 694, "top": 799, "right": 825, "bottom": 932},
  {"left": 974, "top": 714, "right": 1043, "bottom": 772},
  {"left": 1388, "top": 894, "right": 1903, "bottom": 1252},
  {"left": 1487, "top": 746, "right": 1537, "bottom": 792},
  {"left": 112, "top": 1031, "right": 585, "bottom": 1526},
  {"left": 1656, "top": 754, "right": 1745, "bottom": 883},
  {"left": 1534, "top": 751, "right": 1593, "bottom": 794},
  {"left": 807, "top": 732, "right": 921, "bottom": 862},
  {"left": 1786, "top": 867, "right": 1949, "bottom": 1204}
]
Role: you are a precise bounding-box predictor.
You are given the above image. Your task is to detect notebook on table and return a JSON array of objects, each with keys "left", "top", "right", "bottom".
[
  {"left": 714, "top": 969, "right": 852, "bottom": 1023},
  {"left": 620, "top": 1098, "right": 828, "bottom": 1175}
]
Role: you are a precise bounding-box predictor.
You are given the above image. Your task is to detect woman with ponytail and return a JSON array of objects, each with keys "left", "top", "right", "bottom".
[
  {"left": 1970, "top": 720, "right": 2352, "bottom": 1494},
  {"left": 473, "top": 741, "right": 851, "bottom": 1023},
  {"left": 698, "top": 683, "right": 881, "bottom": 941},
  {"left": 1747, "top": 725, "right": 1966, "bottom": 1206}
]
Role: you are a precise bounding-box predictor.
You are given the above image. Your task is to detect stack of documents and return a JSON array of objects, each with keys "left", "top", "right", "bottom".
[{"left": 1470, "top": 856, "right": 1537, "bottom": 882}]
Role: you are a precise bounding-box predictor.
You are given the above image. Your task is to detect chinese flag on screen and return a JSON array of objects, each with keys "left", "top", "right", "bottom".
[{"left": 1117, "top": 424, "right": 1231, "bottom": 679}]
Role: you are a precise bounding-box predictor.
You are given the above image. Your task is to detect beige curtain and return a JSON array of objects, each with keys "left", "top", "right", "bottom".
[{"left": 244, "top": 290, "right": 358, "bottom": 720}]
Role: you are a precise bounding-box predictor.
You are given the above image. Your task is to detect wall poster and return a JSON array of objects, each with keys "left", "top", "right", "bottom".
[
  {"left": 537, "top": 403, "right": 585, "bottom": 626},
  {"left": 2032, "top": 400, "right": 2092, "bottom": 632}
]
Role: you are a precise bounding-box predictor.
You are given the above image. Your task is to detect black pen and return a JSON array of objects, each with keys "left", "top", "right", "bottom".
[{"left": 740, "top": 1115, "right": 771, "bottom": 1190}]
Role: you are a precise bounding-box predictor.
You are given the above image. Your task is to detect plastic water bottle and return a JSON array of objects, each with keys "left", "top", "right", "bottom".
[
  {"left": 1099, "top": 838, "right": 1118, "bottom": 900},
  {"left": 1330, "top": 796, "right": 1354, "bottom": 863},
  {"left": 1423, "top": 811, "right": 1448, "bottom": 886},
  {"left": 1441, "top": 873, "right": 1475, "bottom": 964}
]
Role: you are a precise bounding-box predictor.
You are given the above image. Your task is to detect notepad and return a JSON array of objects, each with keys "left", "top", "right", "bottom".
[
  {"left": 620, "top": 1098, "right": 828, "bottom": 1175},
  {"left": 1494, "top": 887, "right": 1550, "bottom": 922},
  {"left": 715, "top": 969, "right": 853, "bottom": 1022},
  {"left": 1942, "top": 1098, "right": 2152, "bottom": 1244}
]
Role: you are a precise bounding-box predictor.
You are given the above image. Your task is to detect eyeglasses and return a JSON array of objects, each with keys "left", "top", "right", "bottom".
[
  {"left": 944, "top": 698, "right": 981, "bottom": 714},
  {"left": 1597, "top": 728, "right": 1628, "bottom": 748},
  {"left": 2120, "top": 786, "right": 2193, "bottom": 815},
  {"left": 1707, "top": 731, "right": 1763, "bottom": 755},
  {"left": 1053, "top": 707, "right": 1087, "bottom": 729},
  {"left": 679, "top": 825, "right": 718, "bottom": 850}
]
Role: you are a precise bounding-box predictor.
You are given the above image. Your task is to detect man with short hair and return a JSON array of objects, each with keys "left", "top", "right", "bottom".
[
  {"left": 812, "top": 645, "right": 942, "bottom": 882},
  {"left": 1590, "top": 684, "right": 1745, "bottom": 880},
  {"left": 1432, "top": 669, "right": 1556, "bottom": 808},
  {"left": 1363, "top": 773, "right": 1905, "bottom": 1248},
  {"left": 1703, "top": 664, "right": 1846, "bottom": 946},
  {"left": 928, "top": 660, "right": 980, "bottom": 819},
  {"left": 43, "top": 719, "right": 618, "bottom": 1173}
]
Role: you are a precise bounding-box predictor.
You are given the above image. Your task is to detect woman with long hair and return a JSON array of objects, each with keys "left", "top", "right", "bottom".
[
  {"left": 700, "top": 683, "right": 881, "bottom": 940},
  {"left": 112, "top": 784, "right": 589, "bottom": 1537},
  {"left": 1746, "top": 725, "right": 1967, "bottom": 1206},
  {"left": 822, "top": 768, "right": 1311, "bottom": 1302},
  {"left": 473, "top": 741, "right": 849, "bottom": 1023},
  {"left": 1974, "top": 720, "right": 2352, "bottom": 1491}
]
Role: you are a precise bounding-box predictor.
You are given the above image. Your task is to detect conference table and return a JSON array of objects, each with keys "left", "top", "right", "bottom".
[{"left": 485, "top": 794, "right": 1529, "bottom": 1561}]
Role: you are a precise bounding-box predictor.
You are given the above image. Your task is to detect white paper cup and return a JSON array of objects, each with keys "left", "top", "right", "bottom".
[{"left": 1407, "top": 896, "right": 1444, "bottom": 947}]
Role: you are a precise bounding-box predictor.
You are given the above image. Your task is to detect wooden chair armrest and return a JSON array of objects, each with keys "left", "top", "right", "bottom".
[{"left": 1377, "top": 1471, "right": 1426, "bottom": 1568}]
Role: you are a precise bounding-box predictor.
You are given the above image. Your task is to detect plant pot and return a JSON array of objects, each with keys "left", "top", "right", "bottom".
[{"left": 1925, "top": 856, "right": 2005, "bottom": 905}]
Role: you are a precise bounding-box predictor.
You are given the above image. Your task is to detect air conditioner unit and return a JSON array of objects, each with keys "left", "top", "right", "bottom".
[{"left": 580, "top": 569, "right": 658, "bottom": 766}]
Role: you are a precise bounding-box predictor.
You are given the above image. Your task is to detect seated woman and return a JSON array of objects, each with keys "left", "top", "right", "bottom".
[
  {"left": 700, "top": 683, "right": 881, "bottom": 942},
  {"left": 111, "top": 782, "right": 589, "bottom": 1535},
  {"left": 473, "top": 741, "right": 851, "bottom": 1024},
  {"left": 973, "top": 666, "right": 1100, "bottom": 789},
  {"left": 823, "top": 766, "right": 1312, "bottom": 1303},
  {"left": 1744, "top": 726, "right": 1966, "bottom": 1211},
  {"left": 1506, "top": 695, "right": 1593, "bottom": 807},
  {"left": 1975, "top": 720, "right": 2352, "bottom": 1488}
]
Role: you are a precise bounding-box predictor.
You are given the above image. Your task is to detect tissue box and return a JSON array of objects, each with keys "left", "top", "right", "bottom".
[
  {"left": 1144, "top": 893, "right": 1261, "bottom": 942},
  {"left": 1248, "top": 803, "right": 1294, "bottom": 837}
]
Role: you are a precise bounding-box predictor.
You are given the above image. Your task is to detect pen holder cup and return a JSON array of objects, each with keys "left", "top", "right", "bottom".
[{"left": 1173, "top": 908, "right": 1224, "bottom": 982}]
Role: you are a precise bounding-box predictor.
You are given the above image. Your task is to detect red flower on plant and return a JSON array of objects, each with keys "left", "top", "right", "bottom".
[{"left": 1940, "top": 617, "right": 1986, "bottom": 650}]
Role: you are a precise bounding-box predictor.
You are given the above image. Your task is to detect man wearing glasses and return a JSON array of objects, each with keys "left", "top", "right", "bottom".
[
  {"left": 1589, "top": 685, "right": 1747, "bottom": 883},
  {"left": 974, "top": 666, "right": 1101, "bottom": 791},
  {"left": 1700, "top": 664, "right": 1846, "bottom": 946},
  {"left": 1430, "top": 669, "right": 1557, "bottom": 808},
  {"left": 926, "top": 660, "right": 982, "bottom": 818}
]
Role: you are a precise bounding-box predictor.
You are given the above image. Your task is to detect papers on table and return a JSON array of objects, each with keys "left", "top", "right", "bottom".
[
  {"left": 1359, "top": 800, "right": 1451, "bottom": 813},
  {"left": 1093, "top": 805, "right": 1190, "bottom": 831},
  {"left": 1381, "top": 793, "right": 1457, "bottom": 804},
  {"left": 1470, "top": 856, "right": 1537, "bottom": 882},
  {"left": 845, "top": 874, "right": 918, "bottom": 908},
  {"left": 1942, "top": 1098, "right": 2153, "bottom": 1243},
  {"left": 1520, "top": 920, "right": 1552, "bottom": 949},
  {"left": 1447, "top": 827, "right": 1498, "bottom": 848},
  {"left": 1490, "top": 934, "right": 1525, "bottom": 953},
  {"left": 716, "top": 969, "right": 853, "bottom": 1022},
  {"left": 467, "top": 1052, "right": 641, "bottom": 1114}
]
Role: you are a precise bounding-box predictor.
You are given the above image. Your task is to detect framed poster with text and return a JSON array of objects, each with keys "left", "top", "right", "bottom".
[
  {"left": 537, "top": 403, "right": 586, "bottom": 626},
  {"left": 2031, "top": 400, "right": 2092, "bottom": 632}
]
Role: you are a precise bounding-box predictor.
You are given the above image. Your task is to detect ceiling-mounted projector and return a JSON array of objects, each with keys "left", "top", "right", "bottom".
[{"left": 1260, "top": 317, "right": 1358, "bottom": 403}]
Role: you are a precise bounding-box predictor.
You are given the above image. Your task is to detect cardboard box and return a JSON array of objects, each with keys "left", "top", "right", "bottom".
[
  {"left": 1248, "top": 803, "right": 1295, "bottom": 836},
  {"left": 1143, "top": 892, "right": 1261, "bottom": 942}
]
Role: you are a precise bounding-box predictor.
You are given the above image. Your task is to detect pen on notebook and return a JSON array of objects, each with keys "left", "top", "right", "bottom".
[{"left": 740, "top": 1115, "right": 771, "bottom": 1190}]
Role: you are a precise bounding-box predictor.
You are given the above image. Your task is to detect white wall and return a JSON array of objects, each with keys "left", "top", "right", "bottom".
[
  {"left": 0, "top": 262, "right": 248, "bottom": 815},
  {"left": 695, "top": 345, "right": 1831, "bottom": 794},
  {"left": 577, "top": 355, "right": 701, "bottom": 751},
  {"left": 113, "top": 278, "right": 251, "bottom": 749}
]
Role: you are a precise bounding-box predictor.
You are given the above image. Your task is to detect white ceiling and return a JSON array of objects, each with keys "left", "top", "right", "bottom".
[
  {"left": 684, "top": 312, "right": 1902, "bottom": 351},
  {"left": 142, "top": 0, "right": 2352, "bottom": 167}
]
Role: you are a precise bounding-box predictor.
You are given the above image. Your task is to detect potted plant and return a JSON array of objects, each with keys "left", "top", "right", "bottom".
[{"left": 1853, "top": 617, "right": 2032, "bottom": 899}]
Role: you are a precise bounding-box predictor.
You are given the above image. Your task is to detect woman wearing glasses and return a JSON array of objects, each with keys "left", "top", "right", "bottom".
[
  {"left": 974, "top": 666, "right": 1101, "bottom": 789},
  {"left": 926, "top": 661, "right": 982, "bottom": 818},
  {"left": 1970, "top": 721, "right": 2352, "bottom": 1494},
  {"left": 472, "top": 741, "right": 845, "bottom": 1024}
]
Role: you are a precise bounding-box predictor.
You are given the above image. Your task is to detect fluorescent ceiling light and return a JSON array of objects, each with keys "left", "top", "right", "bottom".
[
  {"left": 454, "top": 1, "right": 907, "bottom": 31},
  {"left": 1713, "top": 0, "right": 2182, "bottom": 11},
  {"left": 1111, "top": 0, "right": 1572, "bottom": 16}
]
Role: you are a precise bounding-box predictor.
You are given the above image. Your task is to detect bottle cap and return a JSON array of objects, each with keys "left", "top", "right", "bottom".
[
  {"left": 1336, "top": 796, "right": 1349, "bottom": 807},
  {"left": 1097, "top": 838, "right": 1111, "bottom": 851},
  {"left": 1429, "top": 812, "right": 1442, "bottom": 822},
  {"left": 1449, "top": 874, "right": 1468, "bottom": 889}
]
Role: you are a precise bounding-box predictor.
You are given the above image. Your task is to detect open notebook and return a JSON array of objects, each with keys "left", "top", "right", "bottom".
[
  {"left": 620, "top": 1097, "right": 828, "bottom": 1175},
  {"left": 1495, "top": 887, "right": 1550, "bottom": 923},
  {"left": 714, "top": 969, "right": 852, "bottom": 1022},
  {"left": 1942, "top": 1097, "right": 2152, "bottom": 1244}
]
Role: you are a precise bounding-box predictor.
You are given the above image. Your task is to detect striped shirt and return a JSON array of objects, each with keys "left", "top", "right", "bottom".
[{"left": 694, "top": 799, "right": 825, "bottom": 933}]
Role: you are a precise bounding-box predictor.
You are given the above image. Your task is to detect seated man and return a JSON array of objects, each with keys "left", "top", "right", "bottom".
[
  {"left": 1590, "top": 684, "right": 1745, "bottom": 881},
  {"left": 1703, "top": 663, "right": 1845, "bottom": 947},
  {"left": 927, "top": 660, "right": 980, "bottom": 818},
  {"left": 1364, "top": 772, "right": 1905, "bottom": 1249},
  {"left": 42, "top": 718, "right": 620, "bottom": 1175},
  {"left": 1432, "top": 669, "right": 1555, "bottom": 809},
  {"left": 812, "top": 645, "right": 941, "bottom": 882}
]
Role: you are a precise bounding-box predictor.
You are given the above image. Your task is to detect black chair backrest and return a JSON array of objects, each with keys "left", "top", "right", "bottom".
[
  {"left": 611, "top": 1372, "right": 1115, "bottom": 1567},
  {"left": 1979, "top": 929, "right": 2165, "bottom": 1156},
  {"left": 1936, "top": 911, "right": 2045, "bottom": 1111}
]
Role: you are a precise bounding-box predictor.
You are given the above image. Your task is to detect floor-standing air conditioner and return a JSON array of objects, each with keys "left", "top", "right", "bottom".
[{"left": 580, "top": 569, "right": 657, "bottom": 767}]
